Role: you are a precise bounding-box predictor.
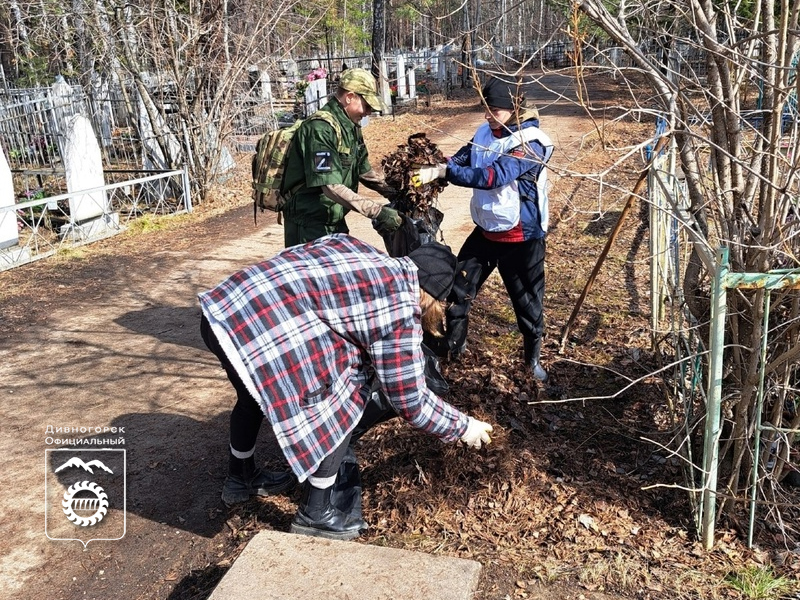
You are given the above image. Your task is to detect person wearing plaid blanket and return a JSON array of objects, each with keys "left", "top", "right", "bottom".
[{"left": 198, "top": 234, "right": 494, "bottom": 540}]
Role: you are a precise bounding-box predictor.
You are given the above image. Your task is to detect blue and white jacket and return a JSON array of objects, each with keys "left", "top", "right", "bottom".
[{"left": 447, "top": 118, "right": 554, "bottom": 242}]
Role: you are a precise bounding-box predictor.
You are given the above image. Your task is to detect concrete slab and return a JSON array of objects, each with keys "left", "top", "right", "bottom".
[{"left": 208, "top": 529, "right": 482, "bottom": 600}]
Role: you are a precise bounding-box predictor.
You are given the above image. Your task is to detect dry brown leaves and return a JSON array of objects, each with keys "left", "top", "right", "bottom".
[
  {"left": 6, "top": 86, "right": 798, "bottom": 600},
  {"left": 380, "top": 133, "right": 446, "bottom": 208}
]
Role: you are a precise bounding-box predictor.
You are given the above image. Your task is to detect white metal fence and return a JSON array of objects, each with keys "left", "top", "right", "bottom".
[{"left": 0, "top": 168, "right": 191, "bottom": 271}]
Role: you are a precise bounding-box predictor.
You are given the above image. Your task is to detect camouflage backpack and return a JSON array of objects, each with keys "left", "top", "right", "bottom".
[{"left": 251, "top": 111, "right": 347, "bottom": 224}]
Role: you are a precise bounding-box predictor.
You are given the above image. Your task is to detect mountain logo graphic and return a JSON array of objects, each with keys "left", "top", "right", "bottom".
[
  {"left": 46, "top": 448, "right": 126, "bottom": 547},
  {"left": 54, "top": 457, "right": 113, "bottom": 474}
]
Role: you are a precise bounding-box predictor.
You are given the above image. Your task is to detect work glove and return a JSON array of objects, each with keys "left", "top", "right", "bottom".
[
  {"left": 410, "top": 163, "right": 447, "bottom": 187},
  {"left": 460, "top": 417, "right": 493, "bottom": 449},
  {"left": 373, "top": 206, "right": 403, "bottom": 235}
]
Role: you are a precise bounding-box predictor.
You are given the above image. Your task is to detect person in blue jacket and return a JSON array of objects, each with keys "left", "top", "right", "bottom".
[{"left": 411, "top": 76, "right": 554, "bottom": 381}]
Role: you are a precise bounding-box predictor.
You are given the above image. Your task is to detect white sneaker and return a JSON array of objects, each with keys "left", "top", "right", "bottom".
[{"left": 532, "top": 363, "right": 548, "bottom": 382}]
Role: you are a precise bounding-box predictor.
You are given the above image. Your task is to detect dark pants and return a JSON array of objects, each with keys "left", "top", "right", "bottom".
[
  {"left": 201, "top": 315, "right": 263, "bottom": 456},
  {"left": 200, "top": 315, "right": 396, "bottom": 479},
  {"left": 453, "top": 229, "right": 546, "bottom": 343}
]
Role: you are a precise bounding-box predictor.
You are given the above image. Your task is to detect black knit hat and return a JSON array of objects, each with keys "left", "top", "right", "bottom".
[
  {"left": 408, "top": 243, "right": 458, "bottom": 300},
  {"left": 481, "top": 77, "right": 524, "bottom": 110}
]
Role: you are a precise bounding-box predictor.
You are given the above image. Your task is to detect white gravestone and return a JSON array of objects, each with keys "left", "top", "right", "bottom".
[
  {"left": 138, "top": 90, "right": 183, "bottom": 203},
  {"left": 138, "top": 92, "right": 182, "bottom": 170},
  {"left": 0, "top": 144, "right": 31, "bottom": 268},
  {"left": 63, "top": 114, "right": 107, "bottom": 224},
  {"left": 407, "top": 67, "right": 417, "bottom": 100},
  {"left": 437, "top": 52, "right": 447, "bottom": 86},
  {"left": 259, "top": 70, "right": 272, "bottom": 100},
  {"left": 379, "top": 60, "right": 392, "bottom": 114},
  {"left": 207, "top": 121, "right": 235, "bottom": 178},
  {"left": 91, "top": 72, "right": 114, "bottom": 147},
  {"left": 396, "top": 54, "right": 407, "bottom": 99},
  {"left": 50, "top": 76, "right": 79, "bottom": 161},
  {"left": 0, "top": 144, "right": 19, "bottom": 249},
  {"left": 304, "top": 78, "right": 328, "bottom": 115}
]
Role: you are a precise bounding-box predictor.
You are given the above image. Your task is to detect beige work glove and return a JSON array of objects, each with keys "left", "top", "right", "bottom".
[
  {"left": 410, "top": 163, "right": 447, "bottom": 187},
  {"left": 460, "top": 417, "right": 493, "bottom": 449}
]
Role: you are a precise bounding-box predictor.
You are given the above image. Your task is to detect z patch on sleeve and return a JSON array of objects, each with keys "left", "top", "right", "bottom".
[{"left": 313, "top": 151, "right": 333, "bottom": 172}]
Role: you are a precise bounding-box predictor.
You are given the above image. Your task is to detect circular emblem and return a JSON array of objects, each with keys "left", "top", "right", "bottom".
[{"left": 61, "top": 481, "right": 109, "bottom": 526}]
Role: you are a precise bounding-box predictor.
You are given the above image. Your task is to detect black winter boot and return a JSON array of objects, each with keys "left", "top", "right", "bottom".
[
  {"left": 290, "top": 482, "right": 366, "bottom": 540},
  {"left": 329, "top": 445, "right": 363, "bottom": 522},
  {"left": 523, "top": 335, "right": 548, "bottom": 382},
  {"left": 221, "top": 454, "right": 295, "bottom": 507}
]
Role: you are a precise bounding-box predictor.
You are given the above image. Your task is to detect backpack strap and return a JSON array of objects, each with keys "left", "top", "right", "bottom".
[{"left": 306, "top": 110, "right": 349, "bottom": 155}]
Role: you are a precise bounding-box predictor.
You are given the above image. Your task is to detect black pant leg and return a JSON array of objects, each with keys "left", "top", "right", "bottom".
[
  {"left": 312, "top": 432, "right": 353, "bottom": 479},
  {"left": 200, "top": 315, "right": 264, "bottom": 452},
  {"left": 447, "top": 228, "right": 501, "bottom": 354},
  {"left": 496, "top": 237, "right": 546, "bottom": 340},
  {"left": 456, "top": 227, "right": 498, "bottom": 292}
]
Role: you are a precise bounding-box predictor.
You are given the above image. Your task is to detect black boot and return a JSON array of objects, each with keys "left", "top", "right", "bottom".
[
  {"left": 523, "top": 335, "right": 548, "bottom": 382},
  {"left": 290, "top": 482, "right": 365, "bottom": 540},
  {"left": 329, "top": 445, "right": 362, "bottom": 522},
  {"left": 221, "top": 454, "right": 295, "bottom": 507}
]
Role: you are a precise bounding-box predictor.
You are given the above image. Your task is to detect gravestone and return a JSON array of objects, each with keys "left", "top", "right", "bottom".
[
  {"left": 0, "top": 145, "right": 31, "bottom": 268},
  {"left": 138, "top": 90, "right": 183, "bottom": 203},
  {"left": 259, "top": 70, "right": 273, "bottom": 100},
  {"left": 60, "top": 114, "right": 117, "bottom": 241},
  {"left": 281, "top": 58, "right": 298, "bottom": 77},
  {"left": 379, "top": 60, "right": 393, "bottom": 114},
  {"left": 0, "top": 145, "right": 19, "bottom": 249},
  {"left": 91, "top": 72, "right": 114, "bottom": 147},
  {"left": 304, "top": 78, "right": 328, "bottom": 115},
  {"left": 608, "top": 47, "right": 623, "bottom": 79},
  {"left": 437, "top": 51, "right": 447, "bottom": 87},
  {"left": 248, "top": 67, "right": 272, "bottom": 100},
  {"left": 396, "top": 54, "right": 408, "bottom": 99},
  {"left": 50, "top": 75, "right": 80, "bottom": 161},
  {"left": 138, "top": 92, "right": 182, "bottom": 171},
  {"left": 207, "top": 121, "right": 235, "bottom": 179}
]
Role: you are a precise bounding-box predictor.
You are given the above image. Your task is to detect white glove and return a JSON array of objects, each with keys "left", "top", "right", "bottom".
[
  {"left": 410, "top": 163, "right": 447, "bottom": 187},
  {"left": 460, "top": 417, "right": 493, "bottom": 449}
]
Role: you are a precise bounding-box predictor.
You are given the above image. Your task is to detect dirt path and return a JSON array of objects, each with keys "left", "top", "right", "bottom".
[{"left": 0, "top": 73, "right": 603, "bottom": 600}]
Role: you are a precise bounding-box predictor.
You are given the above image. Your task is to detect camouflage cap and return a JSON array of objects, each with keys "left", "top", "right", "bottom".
[{"left": 339, "top": 68, "right": 387, "bottom": 113}]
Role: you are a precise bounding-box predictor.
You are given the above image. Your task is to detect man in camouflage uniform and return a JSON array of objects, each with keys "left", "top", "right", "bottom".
[{"left": 280, "top": 68, "right": 402, "bottom": 246}]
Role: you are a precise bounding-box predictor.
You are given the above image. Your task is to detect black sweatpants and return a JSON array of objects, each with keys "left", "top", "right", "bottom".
[{"left": 454, "top": 229, "right": 546, "bottom": 342}]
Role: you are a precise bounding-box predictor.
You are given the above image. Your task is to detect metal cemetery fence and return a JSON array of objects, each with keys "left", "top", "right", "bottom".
[
  {"left": 0, "top": 78, "right": 194, "bottom": 270},
  {"left": 0, "top": 168, "right": 190, "bottom": 271},
  {"left": 646, "top": 122, "right": 800, "bottom": 549}
]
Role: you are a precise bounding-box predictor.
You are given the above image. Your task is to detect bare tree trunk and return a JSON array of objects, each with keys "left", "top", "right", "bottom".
[{"left": 371, "top": 0, "right": 385, "bottom": 78}]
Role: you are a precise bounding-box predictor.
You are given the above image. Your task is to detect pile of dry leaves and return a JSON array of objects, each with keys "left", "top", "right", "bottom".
[{"left": 381, "top": 132, "right": 448, "bottom": 218}]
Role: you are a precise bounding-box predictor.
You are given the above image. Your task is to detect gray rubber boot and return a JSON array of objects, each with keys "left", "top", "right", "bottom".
[{"left": 523, "top": 335, "right": 548, "bottom": 382}]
